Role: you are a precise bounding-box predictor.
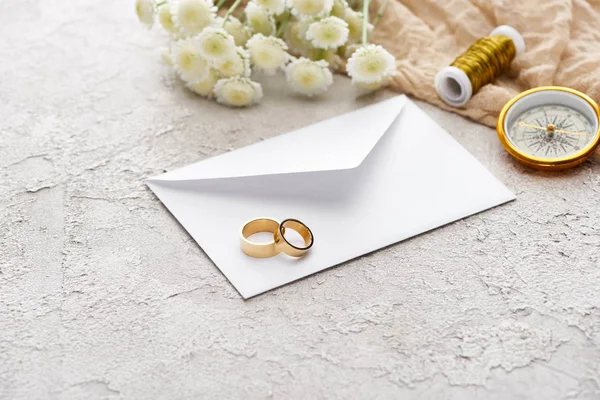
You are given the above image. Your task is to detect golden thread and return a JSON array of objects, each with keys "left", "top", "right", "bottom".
[{"left": 451, "top": 35, "right": 516, "bottom": 94}]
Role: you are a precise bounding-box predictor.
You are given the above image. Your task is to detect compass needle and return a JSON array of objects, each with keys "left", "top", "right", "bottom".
[{"left": 518, "top": 121, "right": 592, "bottom": 136}]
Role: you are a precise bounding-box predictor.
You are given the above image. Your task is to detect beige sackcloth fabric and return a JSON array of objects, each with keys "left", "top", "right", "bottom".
[{"left": 370, "top": 0, "right": 600, "bottom": 127}]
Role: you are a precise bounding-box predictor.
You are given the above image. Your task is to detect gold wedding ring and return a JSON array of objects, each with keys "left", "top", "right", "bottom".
[
  {"left": 240, "top": 218, "right": 281, "bottom": 258},
  {"left": 240, "top": 218, "right": 314, "bottom": 258},
  {"left": 274, "top": 219, "right": 314, "bottom": 258}
]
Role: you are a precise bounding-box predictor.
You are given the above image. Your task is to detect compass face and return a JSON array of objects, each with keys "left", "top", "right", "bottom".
[{"left": 506, "top": 104, "right": 595, "bottom": 159}]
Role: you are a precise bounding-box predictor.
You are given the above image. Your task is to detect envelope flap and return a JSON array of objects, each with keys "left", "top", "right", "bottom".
[{"left": 149, "top": 95, "right": 408, "bottom": 182}]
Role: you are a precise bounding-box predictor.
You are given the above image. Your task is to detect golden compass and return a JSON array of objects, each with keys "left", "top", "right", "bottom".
[{"left": 497, "top": 86, "right": 600, "bottom": 170}]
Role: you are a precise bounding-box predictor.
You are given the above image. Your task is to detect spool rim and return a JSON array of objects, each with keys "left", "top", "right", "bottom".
[
  {"left": 490, "top": 25, "right": 526, "bottom": 55},
  {"left": 434, "top": 67, "right": 473, "bottom": 107}
]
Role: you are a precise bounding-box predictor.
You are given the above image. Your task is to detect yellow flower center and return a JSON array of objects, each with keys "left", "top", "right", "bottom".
[
  {"left": 320, "top": 26, "right": 336, "bottom": 42},
  {"left": 363, "top": 57, "right": 383, "bottom": 75},
  {"left": 208, "top": 41, "right": 220, "bottom": 52},
  {"left": 297, "top": 0, "right": 323, "bottom": 15},
  {"left": 179, "top": 52, "right": 195, "bottom": 69},
  {"left": 226, "top": 87, "right": 252, "bottom": 106},
  {"left": 300, "top": 71, "right": 316, "bottom": 87}
]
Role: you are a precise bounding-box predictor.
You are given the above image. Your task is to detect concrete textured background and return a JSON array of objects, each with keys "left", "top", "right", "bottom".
[{"left": 1, "top": 0, "right": 600, "bottom": 399}]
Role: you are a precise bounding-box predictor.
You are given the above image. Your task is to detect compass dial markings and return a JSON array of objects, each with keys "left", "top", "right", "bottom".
[{"left": 508, "top": 104, "right": 594, "bottom": 159}]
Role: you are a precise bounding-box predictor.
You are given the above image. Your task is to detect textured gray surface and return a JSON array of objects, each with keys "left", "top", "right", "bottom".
[{"left": 1, "top": 1, "right": 600, "bottom": 399}]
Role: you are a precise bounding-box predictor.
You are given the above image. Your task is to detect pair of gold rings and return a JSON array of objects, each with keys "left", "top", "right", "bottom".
[{"left": 240, "top": 218, "right": 314, "bottom": 258}]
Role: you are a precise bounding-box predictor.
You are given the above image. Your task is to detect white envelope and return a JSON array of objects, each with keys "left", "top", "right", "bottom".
[{"left": 147, "top": 96, "right": 515, "bottom": 299}]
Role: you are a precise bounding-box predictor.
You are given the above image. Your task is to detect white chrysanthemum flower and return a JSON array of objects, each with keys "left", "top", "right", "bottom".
[
  {"left": 344, "top": 8, "right": 372, "bottom": 44},
  {"left": 285, "top": 20, "right": 312, "bottom": 56},
  {"left": 195, "top": 27, "right": 236, "bottom": 63},
  {"left": 135, "top": 0, "right": 155, "bottom": 28},
  {"left": 223, "top": 17, "right": 252, "bottom": 47},
  {"left": 157, "top": 4, "right": 178, "bottom": 35},
  {"left": 245, "top": 2, "right": 276, "bottom": 36},
  {"left": 288, "top": 0, "right": 333, "bottom": 19},
  {"left": 186, "top": 69, "right": 220, "bottom": 97},
  {"left": 160, "top": 46, "right": 173, "bottom": 66},
  {"left": 214, "top": 77, "right": 263, "bottom": 107},
  {"left": 172, "top": 38, "right": 210, "bottom": 83},
  {"left": 254, "top": 0, "right": 286, "bottom": 15},
  {"left": 172, "top": 0, "right": 216, "bottom": 36},
  {"left": 214, "top": 47, "right": 251, "bottom": 78},
  {"left": 306, "top": 16, "right": 349, "bottom": 49},
  {"left": 347, "top": 44, "right": 396, "bottom": 84},
  {"left": 246, "top": 34, "right": 289, "bottom": 75},
  {"left": 331, "top": 0, "right": 348, "bottom": 18},
  {"left": 285, "top": 57, "right": 333, "bottom": 96}
]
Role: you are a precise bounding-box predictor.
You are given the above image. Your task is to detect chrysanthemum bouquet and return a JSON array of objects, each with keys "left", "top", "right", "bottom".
[{"left": 135, "top": 0, "right": 395, "bottom": 107}]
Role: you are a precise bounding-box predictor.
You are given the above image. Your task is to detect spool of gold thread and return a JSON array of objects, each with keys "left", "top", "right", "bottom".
[{"left": 435, "top": 25, "right": 526, "bottom": 107}]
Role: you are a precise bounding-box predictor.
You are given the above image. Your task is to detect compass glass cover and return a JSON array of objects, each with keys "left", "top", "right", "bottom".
[{"left": 507, "top": 104, "right": 595, "bottom": 159}]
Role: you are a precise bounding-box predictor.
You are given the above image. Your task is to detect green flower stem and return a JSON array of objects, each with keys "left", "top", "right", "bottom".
[
  {"left": 276, "top": 12, "right": 291, "bottom": 38},
  {"left": 156, "top": 0, "right": 167, "bottom": 6},
  {"left": 362, "top": 0, "right": 370, "bottom": 45},
  {"left": 222, "top": 0, "right": 243, "bottom": 25},
  {"left": 307, "top": 48, "right": 324, "bottom": 61},
  {"left": 216, "top": 0, "right": 227, "bottom": 9},
  {"left": 372, "top": 0, "right": 389, "bottom": 26}
]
